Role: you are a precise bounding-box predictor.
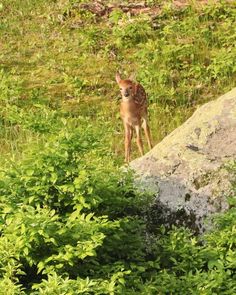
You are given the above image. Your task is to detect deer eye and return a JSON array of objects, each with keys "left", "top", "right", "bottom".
[{"left": 120, "top": 88, "right": 122, "bottom": 90}]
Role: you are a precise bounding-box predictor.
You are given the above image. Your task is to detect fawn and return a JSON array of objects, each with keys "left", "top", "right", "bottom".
[{"left": 116, "top": 73, "right": 152, "bottom": 163}]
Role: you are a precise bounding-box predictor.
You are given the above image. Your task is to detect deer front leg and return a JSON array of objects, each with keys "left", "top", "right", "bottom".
[
  {"left": 124, "top": 123, "right": 132, "bottom": 163},
  {"left": 142, "top": 118, "right": 153, "bottom": 150},
  {"left": 134, "top": 124, "right": 144, "bottom": 157}
]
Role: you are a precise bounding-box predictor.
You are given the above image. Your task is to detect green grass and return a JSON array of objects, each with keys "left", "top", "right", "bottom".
[{"left": 0, "top": 0, "right": 235, "bottom": 162}]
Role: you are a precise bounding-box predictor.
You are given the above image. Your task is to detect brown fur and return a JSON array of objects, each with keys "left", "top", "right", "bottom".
[{"left": 116, "top": 73, "right": 152, "bottom": 163}]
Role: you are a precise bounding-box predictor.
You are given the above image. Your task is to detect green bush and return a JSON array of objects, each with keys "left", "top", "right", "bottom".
[
  {"left": 112, "top": 15, "right": 153, "bottom": 49},
  {"left": 1, "top": 117, "right": 236, "bottom": 294},
  {"left": 0, "top": 118, "right": 150, "bottom": 293}
]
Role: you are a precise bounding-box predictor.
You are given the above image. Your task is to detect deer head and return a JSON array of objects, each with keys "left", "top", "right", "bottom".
[{"left": 115, "top": 73, "right": 136, "bottom": 99}]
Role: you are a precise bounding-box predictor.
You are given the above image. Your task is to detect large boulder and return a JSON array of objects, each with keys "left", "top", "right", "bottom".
[{"left": 131, "top": 88, "right": 236, "bottom": 233}]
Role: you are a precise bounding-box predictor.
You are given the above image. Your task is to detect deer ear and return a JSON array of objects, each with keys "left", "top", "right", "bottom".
[
  {"left": 129, "top": 73, "right": 136, "bottom": 81},
  {"left": 115, "top": 72, "right": 121, "bottom": 83}
]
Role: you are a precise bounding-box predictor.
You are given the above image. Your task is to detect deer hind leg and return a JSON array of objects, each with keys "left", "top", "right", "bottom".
[
  {"left": 124, "top": 123, "right": 132, "bottom": 163},
  {"left": 134, "top": 124, "right": 144, "bottom": 157},
  {"left": 142, "top": 117, "right": 153, "bottom": 150}
]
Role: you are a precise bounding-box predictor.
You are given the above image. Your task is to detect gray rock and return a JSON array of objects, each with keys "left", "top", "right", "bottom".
[{"left": 131, "top": 88, "right": 236, "bottom": 233}]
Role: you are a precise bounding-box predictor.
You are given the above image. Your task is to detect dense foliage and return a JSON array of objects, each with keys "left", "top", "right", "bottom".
[
  {"left": 0, "top": 0, "right": 236, "bottom": 294},
  {"left": 0, "top": 122, "right": 236, "bottom": 294}
]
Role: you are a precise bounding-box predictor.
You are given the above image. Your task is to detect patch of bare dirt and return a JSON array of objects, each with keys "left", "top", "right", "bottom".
[{"left": 74, "top": 0, "right": 222, "bottom": 19}]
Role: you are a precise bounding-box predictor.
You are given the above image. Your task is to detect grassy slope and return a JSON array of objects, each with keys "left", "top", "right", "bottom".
[{"left": 0, "top": 0, "right": 235, "bottom": 162}]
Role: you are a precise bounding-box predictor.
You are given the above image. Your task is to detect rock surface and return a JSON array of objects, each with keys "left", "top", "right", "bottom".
[{"left": 131, "top": 88, "right": 236, "bottom": 233}]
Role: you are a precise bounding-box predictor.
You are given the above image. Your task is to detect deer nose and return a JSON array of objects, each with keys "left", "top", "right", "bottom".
[{"left": 124, "top": 91, "right": 129, "bottom": 97}]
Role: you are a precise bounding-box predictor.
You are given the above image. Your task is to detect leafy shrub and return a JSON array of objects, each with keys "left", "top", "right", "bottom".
[
  {"left": 112, "top": 15, "right": 153, "bottom": 49},
  {"left": 0, "top": 118, "right": 150, "bottom": 293},
  {"left": 1, "top": 118, "right": 236, "bottom": 294}
]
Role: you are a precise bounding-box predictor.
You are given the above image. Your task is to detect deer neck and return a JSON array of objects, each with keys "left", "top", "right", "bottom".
[{"left": 121, "top": 94, "right": 135, "bottom": 103}]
